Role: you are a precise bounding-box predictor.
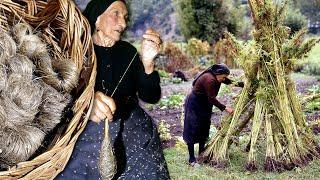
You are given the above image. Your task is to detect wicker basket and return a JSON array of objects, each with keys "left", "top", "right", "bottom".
[{"left": 0, "top": 0, "right": 96, "bottom": 179}]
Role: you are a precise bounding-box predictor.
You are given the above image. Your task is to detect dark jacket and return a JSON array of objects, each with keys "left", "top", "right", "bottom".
[{"left": 192, "top": 72, "right": 231, "bottom": 111}]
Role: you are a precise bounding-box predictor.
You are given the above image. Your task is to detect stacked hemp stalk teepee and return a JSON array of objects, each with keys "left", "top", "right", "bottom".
[{"left": 199, "top": 0, "right": 320, "bottom": 172}]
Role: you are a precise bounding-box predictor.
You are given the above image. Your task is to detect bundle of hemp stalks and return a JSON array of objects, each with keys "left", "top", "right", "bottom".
[
  {"left": 198, "top": 0, "right": 320, "bottom": 172},
  {"left": 0, "top": 23, "right": 79, "bottom": 169}
]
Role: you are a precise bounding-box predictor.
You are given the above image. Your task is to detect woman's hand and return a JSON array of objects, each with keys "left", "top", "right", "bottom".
[
  {"left": 89, "top": 91, "right": 116, "bottom": 123},
  {"left": 225, "top": 107, "right": 234, "bottom": 114},
  {"left": 141, "top": 28, "right": 162, "bottom": 74}
]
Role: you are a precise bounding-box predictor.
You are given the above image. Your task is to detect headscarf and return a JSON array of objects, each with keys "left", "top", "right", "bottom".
[
  {"left": 192, "top": 63, "right": 230, "bottom": 86},
  {"left": 83, "top": 0, "right": 126, "bottom": 34}
]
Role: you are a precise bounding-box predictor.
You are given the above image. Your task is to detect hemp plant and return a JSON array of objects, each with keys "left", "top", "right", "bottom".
[{"left": 198, "top": 0, "right": 320, "bottom": 172}]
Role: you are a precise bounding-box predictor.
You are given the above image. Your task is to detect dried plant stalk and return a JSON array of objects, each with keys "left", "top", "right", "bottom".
[{"left": 201, "top": 0, "right": 320, "bottom": 172}]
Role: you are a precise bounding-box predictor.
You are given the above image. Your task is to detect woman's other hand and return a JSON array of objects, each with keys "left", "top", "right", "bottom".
[
  {"left": 141, "top": 28, "right": 162, "bottom": 74},
  {"left": 225, "top": 107, "right": 234, "bottom": 114},
  {"left": 89, "top": 91, "right": 116, "bottom": 123}
]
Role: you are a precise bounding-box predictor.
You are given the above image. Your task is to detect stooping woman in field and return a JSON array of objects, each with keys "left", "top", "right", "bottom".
[
  {"left": 183, "top": 64, "right": 243, "bottom": 166},
  {"left": 57, "top": 0, "right": 170, "bottom": 179}
]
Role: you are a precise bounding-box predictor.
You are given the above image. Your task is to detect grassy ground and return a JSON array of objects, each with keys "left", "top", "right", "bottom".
[
  {"left": 298, "top": 42, "right": 320, "bottom": 80},
  {"left": 164, "top": 139, "right": 320, "bottom": 180}
]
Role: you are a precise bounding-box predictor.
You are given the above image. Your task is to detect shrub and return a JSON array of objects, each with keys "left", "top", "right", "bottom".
[
  {"left": 163, "top": 42, "right": 194, "bottom": 73},
  {"left": 228, "top": 0, "right": 253, "bottom": 40},
  {"left": 284, "top": 6, "right": 308, "bottom": 35},
  {"left": 186, "top": 38, "right": 210, "bottom": 57},
  {"left": 173, "top": 0, "right": 238, "bottom": 43},
  {"left": 214, "top": 38, "right": 238, "bottom": 68}
]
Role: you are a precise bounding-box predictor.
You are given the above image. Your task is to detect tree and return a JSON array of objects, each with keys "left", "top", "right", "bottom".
[
  {"left": 294, "top": 0, "right": 320, "bottom": 22},
  {"left": 198, "top": 0, "right": 320, "bottom": 172},
  {"left": 174, "top": 0, "right": 237, "bottom": 43},
  {"left": 284, "top": 4, "right": 308, "bottom": 35},
  {"left": 228, "top": 0, "right": 253, "bottom": 40},
  {"left": 172, "top": 0, "right": 200, "bottom": 41},
  {"left": 125, "top": 0, "right": 177, "bottom": 40}
]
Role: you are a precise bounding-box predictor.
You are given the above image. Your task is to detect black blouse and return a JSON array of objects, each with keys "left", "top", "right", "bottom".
[{"left": 94, "top": 40, "right": 161, "bottom": 115}]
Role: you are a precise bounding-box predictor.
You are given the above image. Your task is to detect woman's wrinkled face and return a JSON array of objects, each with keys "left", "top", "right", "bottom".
[
  {"left": 95, "top": 1, "right": 128, "bottom": 42},
  {"left": 216, "top": 74, "right": 229, "bottom": 83}
]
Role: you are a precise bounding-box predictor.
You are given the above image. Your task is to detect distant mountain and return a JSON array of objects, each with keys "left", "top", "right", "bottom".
[
  {"left": 126, "top": 0, "right": 182, "bottom": 41},
  {"left": 73, "top": 0, "right": 183, "bottom": 41}
]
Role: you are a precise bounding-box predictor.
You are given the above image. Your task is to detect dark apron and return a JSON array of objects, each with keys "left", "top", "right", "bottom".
[
  {"left": 183, "top": 91, "right": 212, "bottom": 144},
  {"left": 57, "top": 105, "right": 170, "bottom": 180}
]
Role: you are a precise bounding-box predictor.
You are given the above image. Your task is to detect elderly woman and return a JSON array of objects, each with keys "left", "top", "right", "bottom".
[
  {"left": 57, "top": 0, "right": 170, "bottom": 179},
  {"left": 183, "top": 64, "right": 242, "bottom": 166}
]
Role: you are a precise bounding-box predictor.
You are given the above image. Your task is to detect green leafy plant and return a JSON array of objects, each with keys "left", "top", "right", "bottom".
[
  {"left": 171, "top": 77, "right": 182, "bottom": 84},
  {"left": 158, "top": 120, "right": 172, "bottom": 141},
  {"left": 158, "top": 69, "right": 170, "bottom": 78},
  {"left": 158, "top": 93, "right": 185, "bottom": 109},
  {"left": 218, "top": 84, "right": 232, "bottom": 96},
  {"left": 308, "top": 85, "right": 320, "bottom": 94},
  {"left": 306, "top": 101, "right": 320, "bottom": 112}
]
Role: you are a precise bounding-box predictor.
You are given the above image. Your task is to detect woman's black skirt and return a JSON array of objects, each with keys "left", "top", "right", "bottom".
[
  {"left": 183, "top": 92, "right": 212, "bottom": 144},
  {"left": 57, "top": 105, "right": 170, "bottom": 180}
]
